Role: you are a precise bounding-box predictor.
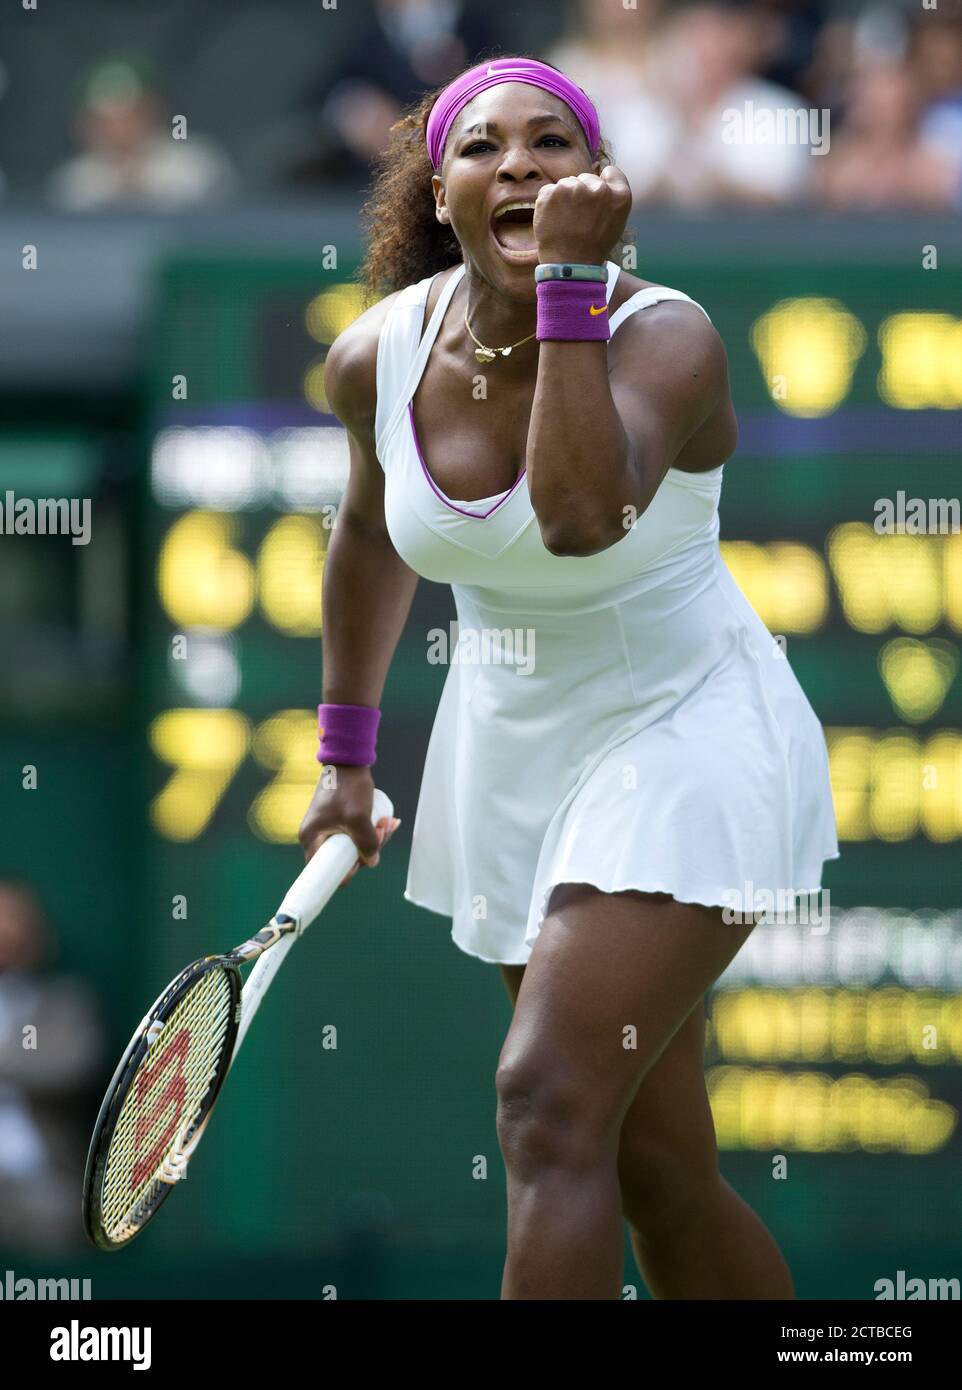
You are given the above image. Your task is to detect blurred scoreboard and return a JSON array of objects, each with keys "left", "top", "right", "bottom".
[{"left": 141, "top": 253, "right": 962, "bottom": 1202}]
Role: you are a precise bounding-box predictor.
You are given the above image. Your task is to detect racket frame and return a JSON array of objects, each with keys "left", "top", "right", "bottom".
[
  {"left": 82, "top": 955, "right": 243, "bottom": 1251},
  {"left": 82, "top": 788, "right": 394, "bottom": 1251}
]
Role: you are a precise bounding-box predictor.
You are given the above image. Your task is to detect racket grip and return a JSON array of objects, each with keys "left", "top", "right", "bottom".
[{"left": 275, "top": 787, "right": 395, "bottom": 931}]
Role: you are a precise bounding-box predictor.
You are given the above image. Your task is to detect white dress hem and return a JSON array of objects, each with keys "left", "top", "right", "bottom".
[{"left": 406, "top": 862, "right": 841, "bottom": 968}]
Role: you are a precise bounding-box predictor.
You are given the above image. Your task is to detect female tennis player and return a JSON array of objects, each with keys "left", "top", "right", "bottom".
[{"left": 299, "top": 55, "right": 839, "bottom": 1300}]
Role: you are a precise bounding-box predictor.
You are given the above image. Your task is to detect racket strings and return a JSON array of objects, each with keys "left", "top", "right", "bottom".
[{"left": 99, "top": 968, "right": 235, "bottom": 1243}]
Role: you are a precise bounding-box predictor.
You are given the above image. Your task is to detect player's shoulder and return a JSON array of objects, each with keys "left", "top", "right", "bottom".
[
  {"left": 609, "top": 268, "right": 725, "bottom": 370},
  {"left": 323, "top": 288, "right": 403, "bottom": 431},
  {"left": 326, "top": 263, "right": 457, "bottom": 428},
  {"left": 610, "top": 268, "right": 713, "bottom": 327}
]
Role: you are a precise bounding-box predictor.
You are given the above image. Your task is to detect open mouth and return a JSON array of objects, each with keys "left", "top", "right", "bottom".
[{"left": 491, "top": 201, "right": 538, "bottom": 262}]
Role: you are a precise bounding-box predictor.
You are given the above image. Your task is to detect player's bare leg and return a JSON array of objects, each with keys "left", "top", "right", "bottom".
[{"left": 497, "top": 887, "right": 793, "bottom": 1299}]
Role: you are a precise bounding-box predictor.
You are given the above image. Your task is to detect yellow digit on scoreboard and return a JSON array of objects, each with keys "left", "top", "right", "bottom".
[
  {"left": 256, "top": 516, "right": 327, "bottom": 637},
  {"left": 157, "top": 512, "right": 255, "bottom": 630},
  {"left": 149, "top": 709, "right": 252, "bottom": 841},
  {"left": 248, "top": 710, "right": 321, "bottom": 843},
  {"left": 826, "top": 727, "right": 962, "bottom": 842}
]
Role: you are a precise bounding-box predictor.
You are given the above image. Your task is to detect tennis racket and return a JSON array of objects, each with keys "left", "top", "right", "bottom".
[{"left": 82, "top": 787, "right": 394, "bottom": 1251}]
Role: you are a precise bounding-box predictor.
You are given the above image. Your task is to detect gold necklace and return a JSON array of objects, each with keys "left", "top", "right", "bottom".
[{"left": 464, "top": 306, "right": 537, "bottom": 364}]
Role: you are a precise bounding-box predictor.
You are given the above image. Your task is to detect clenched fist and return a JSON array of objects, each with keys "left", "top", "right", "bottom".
[{"left": 533, "top": 165, "right": 632, "bottom": 266}]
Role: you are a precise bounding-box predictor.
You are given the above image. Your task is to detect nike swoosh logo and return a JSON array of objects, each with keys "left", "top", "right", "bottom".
[{"left": 589, "top": 304, "right": 608, "bottom": 316}]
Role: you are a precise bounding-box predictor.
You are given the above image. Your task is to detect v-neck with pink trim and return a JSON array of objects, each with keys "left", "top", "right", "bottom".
[
  {"left": 405, "top": 257, "right": 618, "bottom": 522},
  {"left": 407, "top": 401, "right": 526, "bottom": 520}
]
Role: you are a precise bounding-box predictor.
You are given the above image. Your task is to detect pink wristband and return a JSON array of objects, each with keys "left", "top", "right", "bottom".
[
  {"left": 317, "top": 703, "right": 380, "bottom": 766},
  {"left": 536, "top": 279, "right": 611, "bottom": 342}
]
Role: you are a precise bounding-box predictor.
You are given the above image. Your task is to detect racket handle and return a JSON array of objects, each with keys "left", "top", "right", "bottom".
[
  {"left": 233, "top": 789, "right": 394, "bottom": 1063},
  {"left": 274, "top": 787, "right": 395, "bottom": 932}
]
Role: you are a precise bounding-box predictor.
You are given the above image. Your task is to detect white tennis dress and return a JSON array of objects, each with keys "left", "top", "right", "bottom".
[{"left": 373, "top": 259, "right": 839, "bottom": 964}]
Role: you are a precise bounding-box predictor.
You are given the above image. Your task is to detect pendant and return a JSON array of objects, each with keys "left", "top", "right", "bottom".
[
  {"left": 475, "top": 347, "right": 496, "bottom": 364},
  {"left": 500, "top": 346, "right": 512, "bottom": 357}
]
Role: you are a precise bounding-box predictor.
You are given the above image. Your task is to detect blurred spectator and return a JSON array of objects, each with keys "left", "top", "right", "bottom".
[
  {"left": 911, "top": 6, "right": 962, "bottom": 207},
  {"left": 0, "top": 881, "right": 104, "bottom": 1250},
  {"left": 297, "top": 0, "right": 500, "bottom": 184},
  {"left": 48, "top": 57, "right": 236, "bottom": 211},
  {"left": 546, "top": 0, "right": 675, "bottom": 203},
  {"left": 736, "top": 0, "right": 827, "bottom": 97},
  {"left": 589, "top": 4, "right": 814, "bottom": 206},
  {"left": 813, "top": 62, "right": 959, "bottom": 211},
  {"left": 800, "top": 7, "right": 903, "bottom": 126},
  {"left": 804, "top": 15, "right": 857, "bottom": 116}
]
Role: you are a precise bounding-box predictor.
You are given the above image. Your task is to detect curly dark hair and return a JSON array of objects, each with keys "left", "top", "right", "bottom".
[{"left": 356, "top": 57, "right": 620, "bottom": 307}]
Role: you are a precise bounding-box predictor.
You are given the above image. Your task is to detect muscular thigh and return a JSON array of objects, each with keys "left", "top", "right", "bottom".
[
  {"left": 497, "top": 886, "right": 751, "bottom": 1140},
  {"left": 503, "top": 964, "right": 714, "bottom": 1151}
]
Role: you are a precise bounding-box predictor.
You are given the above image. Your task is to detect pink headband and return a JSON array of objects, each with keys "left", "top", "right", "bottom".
[{"left": 425, "top": 57, "right": 601, "bottom": 171}]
